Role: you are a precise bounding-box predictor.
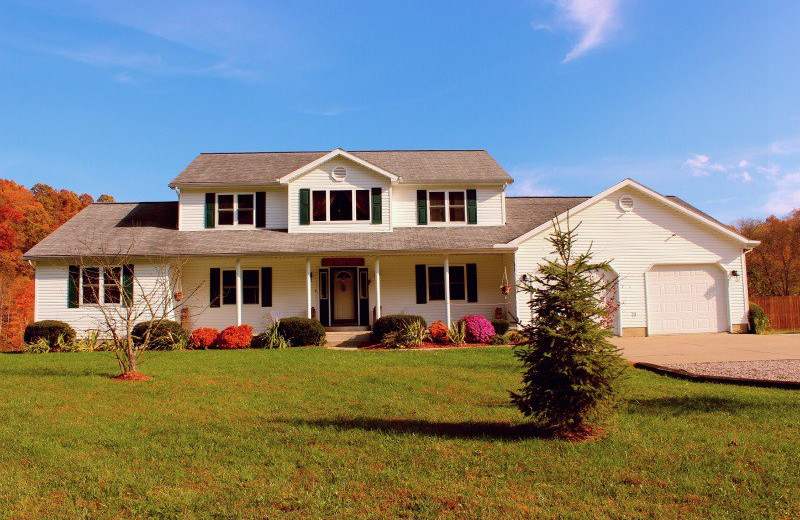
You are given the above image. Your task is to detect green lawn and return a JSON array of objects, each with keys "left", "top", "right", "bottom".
[{"left": 0, "top": 348, "right": 797, "bottom": 519}]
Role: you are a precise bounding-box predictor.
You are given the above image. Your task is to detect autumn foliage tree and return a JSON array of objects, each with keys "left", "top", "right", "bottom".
[
  {"left": 0, "top": 179, "right": 114, "bottom": 350},
  {"left": 735, "top": 210, "right": 800, "bottom": 296}
]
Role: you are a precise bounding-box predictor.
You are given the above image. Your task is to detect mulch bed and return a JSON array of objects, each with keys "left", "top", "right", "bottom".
[
  {"left": 634, "top": 360, "right": 800, "bottom": 389},
  {"left": 111, "top": 371, "right": 153, "bottom": 382},
  {"left": 360, "top": 342, "right": 499, "bottom": 350}
]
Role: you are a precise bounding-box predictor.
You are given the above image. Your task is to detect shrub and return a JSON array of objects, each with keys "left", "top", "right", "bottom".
[
  {"left": 24, "top": 338, "right": 51, "bottom": 354},
  {"left": 252, "top": 321, "right": 290, "bottom": 349},
  {"left": 505, "top": 330, "right": 525, "bottom": 344},
  {"left": 24, "top": 320, "right": 76, "bottom": 347},
  {"left": 748, "top": 303, "right": 770, "bottom": 335},
  {"left": 190, "top": 327, "right": 219, "bottom": 349},
  {"left": 381, "top": 321, "right": 429, "bottom": 349},
  {"left": 428, "top": 321, "right": 449, "bottom": 343},
  {"left": 132, "top": 320, "right": 188, "bottom": 351},
  {"left": 460, "top": 315, "right": 495, "bottom": 343},
  {"left": 372, "top": 314, "right": 427, "bottom": 342},
  {"left": 216, "top": 325, "right": 253, "bottom": 349},
  {"left": 278, "top": 317, "right": 325, "bottom": 347},
  {"left": 490, "top": 318, "right": 510, "bottom": 336},
  {"left": 447, "top": 321, "right": 466, "bottom": 346}
]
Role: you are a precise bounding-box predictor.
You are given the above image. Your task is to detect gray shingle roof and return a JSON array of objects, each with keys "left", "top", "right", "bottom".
[
  {"left": 23, "top": 195, "right": 732, "bottom": 260},
  {"left": 169, "top": 149, "right": 513, "bottom": 186}
]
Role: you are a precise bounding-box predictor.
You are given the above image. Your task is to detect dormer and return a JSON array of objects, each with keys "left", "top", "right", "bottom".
[{"left": 168, "top": 149, "right": 513, "bottom": 233}]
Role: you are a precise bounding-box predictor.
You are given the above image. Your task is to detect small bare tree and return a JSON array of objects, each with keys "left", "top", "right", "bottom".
[{"left": 74, "top": 239, "right": 197, "bottom": 378}]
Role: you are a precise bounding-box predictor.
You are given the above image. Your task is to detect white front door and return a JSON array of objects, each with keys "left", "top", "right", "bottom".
[
  {"left": 332, "top": 270, "right": 356, "bottom": 324},
  {"left": 647, "top": 265, "right": 727, "bottom": 334}
]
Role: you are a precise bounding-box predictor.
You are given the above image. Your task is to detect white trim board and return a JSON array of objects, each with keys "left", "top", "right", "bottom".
[{"left": 279, "top": 149, "right": 400, "bottom": 184}]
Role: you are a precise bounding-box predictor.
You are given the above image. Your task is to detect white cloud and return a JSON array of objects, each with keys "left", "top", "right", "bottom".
[
  {"left": 556, "top": 0, "right": 622, "bottom": 63},
  {"left": 738, "top": 160, "right": 749, "bottom": 168},
  {"left": 765, "top": 172, "right": 800, "bottom": 215},
  {"left": 757, "top": 164, "right": 780, "bottom": 177},
  {"left": 683, "top": 154, "right": 726, "bottom": 176},
  {"left": 770, "top": 137, "right": 800, "bottom": 155},
  {"left": 507, "top": 174, "right": 557, "bottom": 196}
]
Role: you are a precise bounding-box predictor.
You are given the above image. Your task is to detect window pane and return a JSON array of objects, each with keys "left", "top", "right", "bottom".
[
  {"left": 218, "top": 195, "right": 234, "bottom": 209},
  {"left": 312, "top": 191, "right": 327, "bottom": 221},
  {"left": 330, "top": 190, "right": 353, "bottom": 221},
  {"left": 238, "top": 194, "right": 254, "bottom": 225},
  {"left": 359, "top": 270, "right": 368, "bottom": 298},
  {"left": 82, "top": 267, "right": 100, "bottom": 304},
  {"left": 449, "top": 266, "right": 466, "bottom": 300},
  {"left": 319, "top": 270, "right": 329, "bottom": 299},
  {"left": 428, "top": 266, "right": 445, "bottom": 301},
  {"left": 222, "top": 270, "right": 236, "bottom": 305},
  {"left": 449, "top": 192, "right": 466, "bottom": 222},
  {"left": 429, "top": 192, "right": 445, "bottom": 222},
  {"left": 103, "top": 267, "right": 121, "bottom": 304},
  {"left": 355, "top": 190, "right": 370, "bottom": 221},
  {"left": 218, "top": 195, "right": 234, "bottom": 225},
  {"left": 243, "top": 269, "right": 259, "bottom": 304}
]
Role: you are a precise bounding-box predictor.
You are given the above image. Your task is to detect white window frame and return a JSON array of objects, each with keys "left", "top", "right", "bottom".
[
  {"left": 216, "top": 193, "right": 256, "bottom": 228},
  {"left": 427, "top": 264, "right": 466, "bottom": 302},
  {"left": 80, "top": 266, "right": 122, "bottom": 306},
  {"left": 427, "top": 190, "right": 467, "bottom": 224},
  {"left": 309, "top": 188, "right": 372, "bottom": 224}
]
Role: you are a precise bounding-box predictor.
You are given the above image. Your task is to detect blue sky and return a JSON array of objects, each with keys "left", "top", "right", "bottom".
[{"left": 1, "top": 0, "right": 799, "bottom": 223}]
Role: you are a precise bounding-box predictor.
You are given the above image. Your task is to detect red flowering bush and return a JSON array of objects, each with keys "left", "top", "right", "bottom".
[
  {"left": 215, "top": 325, "right": 253, "bottom": 349},
  {"left": 428, "top": 321, "right": 449, "bottom": 343},
  {"left": 459, "top": 315, "right": 495, "bottom": 344},
  {"left": 189, "top": 327, "right": 219, "bottom": 350}
]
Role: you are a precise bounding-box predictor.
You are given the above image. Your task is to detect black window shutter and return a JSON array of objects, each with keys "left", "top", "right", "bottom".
[
  {"left": 204, "top": 193, "right": 215, "bottom": 228},
  {"left": 467, "top": 189, "right": 477, "bottom": 224},
  {"left": 299, "top": 189, "right": 310, "bottom": 225},
  {"left": 122, "top": 264, "right": 134, "bottom": 307},
  {"left": 255, "top": 191, "right": 266, "bottom": 228},
  {"left": 371, "top": 187, "right": 382, "bottom": 224},
  {"left": 209, "top": 268, "right": 221, "bottom": 308},
  {"left": 415, "top": 264, "right": 427, "bottom": 304},
  {"left": 417, "top": 190, "right": 427, "bottom": 225},
  {"left": 68, "top": 265, "right": 80, "bottom": 308},
  {"left": 466, "top": 263, "right": 478, "bottom": 303},
  {"left": 261, "top": 267, "right": 272, "bottom": 307}
]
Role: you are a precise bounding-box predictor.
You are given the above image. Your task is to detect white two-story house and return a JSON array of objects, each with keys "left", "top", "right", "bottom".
[{"left": 25, "top": 148, "right": 759, "bottom": 337}]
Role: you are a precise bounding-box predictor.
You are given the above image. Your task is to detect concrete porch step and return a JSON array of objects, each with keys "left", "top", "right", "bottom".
[
  {"left": 326, "top": 331, "right": 373, "bottom": 348},
  {"left": 324, "top": 326, "right": 370, "bottom": 332}
]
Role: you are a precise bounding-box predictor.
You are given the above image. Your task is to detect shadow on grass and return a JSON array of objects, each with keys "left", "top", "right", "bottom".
[
  {"left": 628, "top": 396, "right": 764, "bottom": 416},
  {"left": 294, "top": 417, "right": 550, "bottom": 440},
  {"left": 0, "top": 365, "right": 118, "bottom": 378}
]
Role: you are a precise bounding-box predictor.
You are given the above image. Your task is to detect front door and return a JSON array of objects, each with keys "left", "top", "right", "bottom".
[{"left": 331, "top": 269, "right": 357, "bottom": 325}]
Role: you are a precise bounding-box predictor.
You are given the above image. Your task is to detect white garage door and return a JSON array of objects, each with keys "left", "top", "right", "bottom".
[{"left": 647, "top": 265, "right": 727, "bottom": 334}]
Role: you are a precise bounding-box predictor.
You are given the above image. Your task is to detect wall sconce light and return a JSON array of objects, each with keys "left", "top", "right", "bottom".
[
  {"left": 520, "top": 274, "right": 529, "bottom": 282},
  {"left": 730, "top": 270, "right": 740, "bottom": 280}
]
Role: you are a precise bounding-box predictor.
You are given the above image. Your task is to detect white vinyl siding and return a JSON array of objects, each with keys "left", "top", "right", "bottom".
[
  {"left": 391, "top": 185, "right": 504, "bottom": 227},
  {"left": 178, "top": 187, "right": 288, "bottom": 230},
  {"left": 287, "top": 158, "right": 391, "bottom": 233},
  {"left": 33, "top": 261, "right": 174, "bottom": 337},
  {"left": 514, "top": 186, "right": 749, "bottom": 333}
]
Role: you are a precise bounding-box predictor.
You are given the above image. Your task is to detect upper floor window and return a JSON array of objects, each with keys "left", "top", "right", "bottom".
[
  {"left": 217, "top": 194, "right": 254, "bottom": 226},
  {"left": 429, "top": 191, "right": 466, "bottom": 223},
  {"left": 311, "top": 189, "right": 371, "bottom": 223}
]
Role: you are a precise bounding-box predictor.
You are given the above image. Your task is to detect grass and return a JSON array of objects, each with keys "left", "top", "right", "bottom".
[{"left": 0, "top": 348, "right": 798, "bottom": 519}]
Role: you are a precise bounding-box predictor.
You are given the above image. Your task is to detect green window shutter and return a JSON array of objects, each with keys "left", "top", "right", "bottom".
[
  {"left": 122, "top": 264, "right": 134, "bottom": 307},
  {"left": 415, "top": 264, "right": 427, "bottom": 304},
  {"left": 68, "top": 265, "right": 80, "bottom": 308},
  {"left": 261, "top": 267, "right": 272, "bottom": 307},
  {"left": 466, "top": 189, "right": 477, "bottom": 224},
  {"left": 255, "top": 192, "right": 266, "bottom": 228},
  {"left": 209, "top": 268, "right": 221, "bottom": 308},
  {"left": 371, "top": 187, "right": 382, "bottom": 224},
  {"left": 299, "top": 189, "right": 310, "bottom": 225},
  {"left": 204, "top": 193, "right": 215, "bottom": 229},
  {"left": 416, "top": 190, "right": 427, "bottom": 225},
  {"left": 466, "top": 263, "right": 478, "bottom": 303}
]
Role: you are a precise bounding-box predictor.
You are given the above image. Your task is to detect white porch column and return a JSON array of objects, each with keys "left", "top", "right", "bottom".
[
  {"left": 375, "top": 258, "right": 381, "bottom": 320},
  {"left": 235, "top": 259, "right": 242, "bottom": 326},
  {"left": 305, "top": 259, "right": 312, "bottom": 319},
  {"left": 444, "top": 255, "right": 451, "bottom": 325}
]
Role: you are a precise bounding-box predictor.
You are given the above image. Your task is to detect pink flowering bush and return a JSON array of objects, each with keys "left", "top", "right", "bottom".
[{"left": 459, "top": 315, "right": 495, "bottom": 343}]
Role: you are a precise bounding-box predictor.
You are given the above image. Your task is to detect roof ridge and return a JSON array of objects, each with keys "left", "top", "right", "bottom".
[
  {"left": 506, "top": 195, "right": 591, "bottom": 199},
  {"left": 198, "top": 149, "right": 489, "bottom": 155},
  {"left": 89, "top": 201, "right": 175, "bottom": 205}
]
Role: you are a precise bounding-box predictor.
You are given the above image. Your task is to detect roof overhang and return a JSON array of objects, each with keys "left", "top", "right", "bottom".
[
  {"left": 278, "top": 148, "right": 400, "bottom": 184},
  {"left": 502, "top": 178, "right": 761, "bottom": 248}
]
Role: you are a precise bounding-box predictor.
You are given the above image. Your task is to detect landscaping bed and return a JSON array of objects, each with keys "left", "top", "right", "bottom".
[{"left": 360, "top": 342, "right": 500, "bottom": 350}]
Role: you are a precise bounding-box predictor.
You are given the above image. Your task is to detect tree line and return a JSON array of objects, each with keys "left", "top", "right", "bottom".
[
  {"left": 0, "top": 179, "right": 114, "bottom": 350},
  {"left": 734, "top": 210, "right": 800, "bottom": 297}
]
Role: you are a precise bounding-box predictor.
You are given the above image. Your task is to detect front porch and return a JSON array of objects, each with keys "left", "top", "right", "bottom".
[{"left": 178, "top": 252, "right": 517, "bottom": 333}]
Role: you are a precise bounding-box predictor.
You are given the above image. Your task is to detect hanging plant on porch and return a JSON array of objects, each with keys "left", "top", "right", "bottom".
[{"left": 500, "top": 267, "right": 512, "bottom": 295}]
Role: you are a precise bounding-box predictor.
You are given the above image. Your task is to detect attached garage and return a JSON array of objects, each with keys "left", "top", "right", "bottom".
[{"left": 647, "top": 265, "right": 728, "bottom": 334}]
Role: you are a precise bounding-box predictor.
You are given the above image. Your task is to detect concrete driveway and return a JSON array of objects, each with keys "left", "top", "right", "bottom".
[{"left": 613, "top": 333, "right": 800, "bottom": 364}]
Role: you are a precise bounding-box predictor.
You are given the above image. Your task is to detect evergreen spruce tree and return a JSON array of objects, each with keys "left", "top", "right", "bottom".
[{"left": 510, "top": 217, "right": 624, "bottom": 434}]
